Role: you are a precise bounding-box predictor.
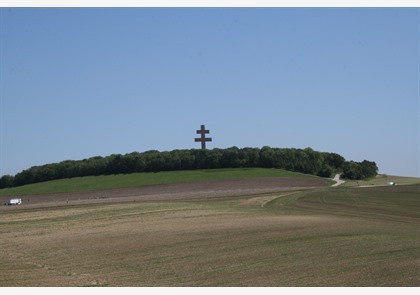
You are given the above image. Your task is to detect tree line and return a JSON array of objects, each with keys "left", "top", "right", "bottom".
[{"left": 0, "top": 146, "right": 378, "bottom": 189}]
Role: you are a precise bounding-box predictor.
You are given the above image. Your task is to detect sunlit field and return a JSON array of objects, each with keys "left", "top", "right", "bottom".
[{"left": 1, "top": 184, "right": 418, "bottom": 286}]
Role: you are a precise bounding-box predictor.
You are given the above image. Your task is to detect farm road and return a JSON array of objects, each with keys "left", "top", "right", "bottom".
[{"left": 332, "top": 174, "right": 345, "bottom": 187}]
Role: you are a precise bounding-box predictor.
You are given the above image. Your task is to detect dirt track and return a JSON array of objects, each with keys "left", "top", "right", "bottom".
[{"left": 1, "top": 177, "right": 327, "bottom": 209}]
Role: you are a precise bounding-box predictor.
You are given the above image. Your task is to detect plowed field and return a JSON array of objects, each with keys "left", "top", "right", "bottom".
[
  {"left": 1, "top": 177, "right": 326, "bottom": 209},
  {"left": 1, "top": 179, "right": 418, "bottom": 287}
]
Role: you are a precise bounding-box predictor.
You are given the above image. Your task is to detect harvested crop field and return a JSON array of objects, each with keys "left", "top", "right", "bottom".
[
  {"left": 0, "top": 177, "right": 326, "bottom": 209},
  {"left": 0, "top": 182, "right": 419, "bottom": 287}
]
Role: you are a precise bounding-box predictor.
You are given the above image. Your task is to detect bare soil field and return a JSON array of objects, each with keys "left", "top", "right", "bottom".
[
  {"left": 0, "top": 177, "right": 326, "bottom": 209},
  {"left": 0, "top": 180, "right": 418, "bottom": 287}
]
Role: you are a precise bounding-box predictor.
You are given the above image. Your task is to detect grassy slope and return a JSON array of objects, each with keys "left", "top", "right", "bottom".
[
  {"left": 0, "top": 184, "right": 419, "bottom": 286},
  {"left": 0, "top": 168, "right": 330, "bottom": 196},
  {"left": 342, "top": 174, "right": 420, "bottom": 187}
]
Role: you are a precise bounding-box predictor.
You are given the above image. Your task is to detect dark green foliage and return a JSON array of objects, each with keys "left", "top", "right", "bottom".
[
  {"left": 342, "top": 160, "right": 378, "bottom": 180},
  {"left": 3, "top": 147, "right": 378, "bottom": 188},
  {"left": 342, "top": 161, "right": 361, "bottom": 179},
  {"left": 0, "top": 175, "right": 15, "bottom": 189},
  {"left": 360, "top": 160, "right": 379, "bottom": 179},
  {"left": 317, "top": 165, "right": 334, "bottom": 178},
  {"left": 324, "top": 152, "right": 346, "bottom": 169}
]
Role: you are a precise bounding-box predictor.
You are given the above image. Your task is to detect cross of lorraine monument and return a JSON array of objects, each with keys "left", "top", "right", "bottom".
[{"left": 195, "top": 124, "right": 212, "bottom": 150}]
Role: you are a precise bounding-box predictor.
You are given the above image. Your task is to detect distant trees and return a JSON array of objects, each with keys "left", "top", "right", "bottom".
[
  {"left": 342, "top": 160, "right": 378, "bottom": 180},
  {"left": 0, "top": 175, "right": 14, "bottom": 189},
  {"left": 0, "top": 147, "right": 378, "bottom": 189}
]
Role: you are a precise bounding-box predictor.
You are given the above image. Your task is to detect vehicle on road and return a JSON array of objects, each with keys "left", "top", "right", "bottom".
[{"left": 4, "top": 198, "right": 22, "bottom": 206}]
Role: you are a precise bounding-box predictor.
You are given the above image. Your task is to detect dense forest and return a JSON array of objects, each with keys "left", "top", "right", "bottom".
[{"left": 0, "top": 147, "right": 378, "bottom": 189}]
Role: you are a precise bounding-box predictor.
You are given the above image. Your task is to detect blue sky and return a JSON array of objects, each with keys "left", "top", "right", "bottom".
[{"left": 1, "top": 7, "right": 419, "bottom": 177}]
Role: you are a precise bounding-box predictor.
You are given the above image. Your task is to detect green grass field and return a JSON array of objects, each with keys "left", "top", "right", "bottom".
[
  {"left": 0, "top": 183, "right": 418, "bottom": 286},
  {"left": 0, "top": 168, "right": 327, "bottom": 196}
]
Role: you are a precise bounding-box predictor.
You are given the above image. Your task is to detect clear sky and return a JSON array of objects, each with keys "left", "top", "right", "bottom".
[{"left": 1, "top": 7, "right": 419, "bottom": 177}]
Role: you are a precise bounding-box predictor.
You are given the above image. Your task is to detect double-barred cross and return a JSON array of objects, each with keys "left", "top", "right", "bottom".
[{"left": 195, "top": 124, "right": 212, "bottom": 150}]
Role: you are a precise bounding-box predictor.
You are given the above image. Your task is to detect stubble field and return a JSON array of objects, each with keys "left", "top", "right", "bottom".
[{"left": 0, "top": 177, "right": 418, "bottom": 287}]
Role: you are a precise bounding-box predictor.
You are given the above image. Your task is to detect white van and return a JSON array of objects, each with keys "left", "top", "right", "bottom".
[{"left": 4, "top": 198, "right": 22, "bottom": 205}]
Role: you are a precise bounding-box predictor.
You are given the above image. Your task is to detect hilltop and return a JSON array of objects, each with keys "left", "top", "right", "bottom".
[{"left": 0, "top": 146, "right": 378, "bottom": 189}]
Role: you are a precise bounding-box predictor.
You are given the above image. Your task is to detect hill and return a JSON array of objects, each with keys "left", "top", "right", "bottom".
[
  {"left": 0, "top": 168, "right": 332, "bottom": 197},
  {"left": 0, "top": 146, "right": 378, "bottom": 189}
]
